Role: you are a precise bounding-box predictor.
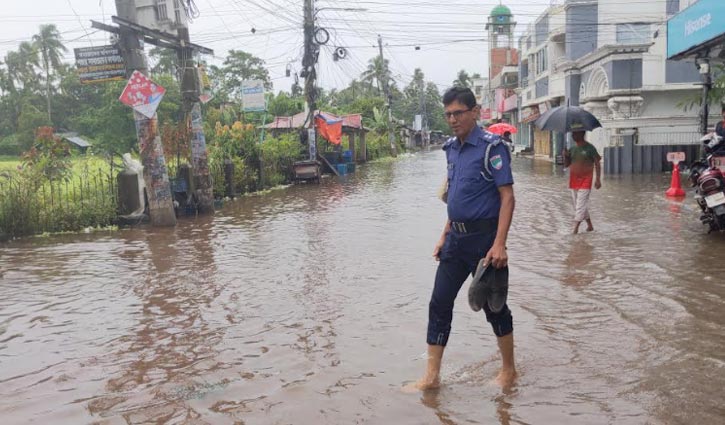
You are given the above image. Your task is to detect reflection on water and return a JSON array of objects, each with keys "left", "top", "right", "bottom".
[{"left": 1, "top": 152, "right": 725, "bottom": 424}]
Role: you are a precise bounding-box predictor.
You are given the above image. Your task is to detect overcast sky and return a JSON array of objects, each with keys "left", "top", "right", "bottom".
[{"left": 1, "top": 0, "right": 556, "bottom": 93}]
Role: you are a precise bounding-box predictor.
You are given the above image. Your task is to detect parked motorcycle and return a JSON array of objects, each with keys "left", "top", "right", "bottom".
[{"left": 687, "top": 133, "right": 725, "bottom": 232}]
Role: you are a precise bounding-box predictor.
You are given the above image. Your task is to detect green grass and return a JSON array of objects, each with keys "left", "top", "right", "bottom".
[{"left": 0, "top": 155, "right": 21, "bottom": 172}]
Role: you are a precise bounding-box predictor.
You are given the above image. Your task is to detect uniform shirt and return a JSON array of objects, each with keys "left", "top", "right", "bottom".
[
  {"left": 444, "top": 126, "right": 514, "bottom": 222},
  {"left": 568, "top": 142, "right": 600, "bottom": 190}
]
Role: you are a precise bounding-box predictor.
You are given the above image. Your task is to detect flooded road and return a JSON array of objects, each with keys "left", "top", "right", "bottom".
[{"left": 2, "top": 150, "right": 725, "bottom": 424}]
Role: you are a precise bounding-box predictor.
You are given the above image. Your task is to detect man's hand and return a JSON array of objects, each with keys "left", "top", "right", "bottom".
[
  {"left": 433, "top": 236, "right": 446, "bottom": 261},
  {"left": 484, "top": 243, "right": 508, "bottom": 269},
  {"left": 595, "top": 179, "right": 601, "bottom": 190}
]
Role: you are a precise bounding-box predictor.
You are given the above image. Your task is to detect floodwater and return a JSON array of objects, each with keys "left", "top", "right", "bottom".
[{"left": 1, "top": 150, "right": 725, "bottom": 425}]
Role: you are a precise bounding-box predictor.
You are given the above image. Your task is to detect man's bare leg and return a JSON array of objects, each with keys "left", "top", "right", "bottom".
[
  {"left": 404, "top": 344, "right": 444, "bottom": 391},
  {"left": 585, "top": 218, "right": 594, "bottom": 232},
  {"left": 494, "top": 333, "right": 517, "bottom": 387},
  {"left": 573, "top": 221, "right": 581, "bottom": 234}
]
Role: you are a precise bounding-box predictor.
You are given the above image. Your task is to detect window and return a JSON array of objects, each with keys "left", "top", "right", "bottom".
[
  {"left": 535, "top": 47, "right": 548, "bottom": 75},
  {"left": 156, "top": 0, "right": 168, "bottom": 21},
  {"left": 174, "top": 0, "right": 183, "bottom": 24},
  {"left": 616, "top": 23, "right": 651, "bottom": 45}
]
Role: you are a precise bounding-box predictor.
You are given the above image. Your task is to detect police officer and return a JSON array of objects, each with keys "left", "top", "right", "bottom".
[{"left": 409, "top": 87, "right": 516, "bottom": 391}]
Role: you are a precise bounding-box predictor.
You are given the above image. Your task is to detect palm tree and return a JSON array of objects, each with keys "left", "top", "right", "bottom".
[
  {"left": 452, "top": 70, "right": 472, "bottom": 89},
  {"left": 361, "top": 56, "right": 392, "bottom": 95},
  {"left": 32, "top": 24, "right": 67, "bottom": 123}
]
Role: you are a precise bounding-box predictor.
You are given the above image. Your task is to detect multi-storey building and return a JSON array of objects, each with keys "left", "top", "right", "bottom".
[{"left": 517, "top": 0, "right": 707, "bottom": 160}]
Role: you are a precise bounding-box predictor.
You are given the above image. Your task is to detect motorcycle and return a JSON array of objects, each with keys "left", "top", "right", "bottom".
[{"left": 687, "top": 133, "right": 725, "bottom": 232}]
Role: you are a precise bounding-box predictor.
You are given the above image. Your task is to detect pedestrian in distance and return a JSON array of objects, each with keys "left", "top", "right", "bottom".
[
  {"left": 563, "top": 130, "right": 601, "bottom": 234},
  {"left": 502, "top": 131, "right": 515, "bottom": 153},
  {"left": 406, "top": 87, "right": 516, "bottom": 391}
]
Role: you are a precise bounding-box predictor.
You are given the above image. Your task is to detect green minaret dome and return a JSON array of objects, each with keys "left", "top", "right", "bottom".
[{"left": 490, "top": 4, "right": 512, "bottom": 17}]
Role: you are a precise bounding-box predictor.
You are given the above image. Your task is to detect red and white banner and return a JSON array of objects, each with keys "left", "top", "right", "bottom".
[{"left": 119, "top": 70, "right": 166, "bottom": 118}]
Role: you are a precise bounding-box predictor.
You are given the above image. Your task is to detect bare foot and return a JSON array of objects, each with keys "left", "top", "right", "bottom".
[
  {"left": 493, "top": 368, "right": 517, "bottom": 388},
  {"left": 402, "top": 377, "right": 440, "bottom": 393},
  {"left": 586, "top": 226, "right": 594, "bottom": 232}
]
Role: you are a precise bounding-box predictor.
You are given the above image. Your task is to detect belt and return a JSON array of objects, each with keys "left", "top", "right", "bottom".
[{"left": 449, "top": 218, "right": 498, "bottom": 234}]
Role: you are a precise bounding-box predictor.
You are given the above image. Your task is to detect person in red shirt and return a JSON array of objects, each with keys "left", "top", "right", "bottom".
[{"left": 563, "top": 131, "right": 601, "bottom": 234}]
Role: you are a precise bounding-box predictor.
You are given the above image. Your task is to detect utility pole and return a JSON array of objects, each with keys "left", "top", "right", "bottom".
[
  {"left": 114, "top": 0, "right": 176, "bottom": 226},
  {"left": 177, "top": 26, "right": 213, "bottom": 214},
  {"left": 419, "top": 79, "right": 428, "bottom": 147},
  {"left": 699, "top": 58, "right": 712, "bottom": 135},
  {"left": 303, "top": 0, "right": 317, "bottom": 161},
  {"left": 377, "top": 34, "right": 398, "bottom": 157}
]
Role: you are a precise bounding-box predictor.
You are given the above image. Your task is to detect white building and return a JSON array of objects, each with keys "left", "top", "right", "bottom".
[
  {"left": 518, "top": 0, "right": 708, "bottom": 159},
  {"left": 135, "top": 0, "right": 189, "bottom": 35}
]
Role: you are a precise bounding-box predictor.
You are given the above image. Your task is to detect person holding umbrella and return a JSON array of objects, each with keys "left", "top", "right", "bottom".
[
  {"left": 535, "top": 106, "right": 603, "bottom": 234},
  {"left": 563, "top": 130, "right": 601, "bottom": 234},
  {"left": 488, "top": 122, "right": 516, "bottom": 153}
]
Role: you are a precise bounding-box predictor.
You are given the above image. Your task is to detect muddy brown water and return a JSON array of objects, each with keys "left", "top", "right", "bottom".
[{"left": 1, "top": 150, "right": 725, "bottom": 424}]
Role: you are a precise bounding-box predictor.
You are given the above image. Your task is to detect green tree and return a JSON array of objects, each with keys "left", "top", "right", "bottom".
[
  {"left": 452, "top": 69, "right": 472, "bottom": 88},
  {"left": 211, "top": 50, "right": 272, "bottom": 104},
  {"left": 361, "top": 56, "right": 392, "bottom": 95},
  {"left": 267, "top": 91, "right": 304, "bottom": 117},
  {"left": 32, "top": 24, "right": 67, "bottom": 124},
  {"left": 149, "top": 47, "right": 178, "bottom": 78}
]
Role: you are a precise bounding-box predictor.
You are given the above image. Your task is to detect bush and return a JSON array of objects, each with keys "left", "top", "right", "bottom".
[
  {"left": 260, "top": 133, "right": 304, "bottom": 187},
  {"left": 0, "top": 135, "right": 22, "bottom": 156}
]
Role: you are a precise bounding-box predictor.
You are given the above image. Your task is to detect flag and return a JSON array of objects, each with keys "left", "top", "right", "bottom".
[{"left": 315, "top": 114, "right": 343, "bottom": 145}]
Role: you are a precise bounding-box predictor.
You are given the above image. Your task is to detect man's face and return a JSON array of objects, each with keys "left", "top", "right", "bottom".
[
  {"left": 721, "top": 111, "right": 725, "bottom": 121},
  {"left": 444, "top": 100, "right": 478, "bottom": 139},
  {"left": 572, "top": 130, "right": 586, "bottom": 142}
]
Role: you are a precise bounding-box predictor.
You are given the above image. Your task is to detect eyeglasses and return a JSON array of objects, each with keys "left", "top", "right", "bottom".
[{"left": 444, "top": 109, "right": 471, "bottom": 120}]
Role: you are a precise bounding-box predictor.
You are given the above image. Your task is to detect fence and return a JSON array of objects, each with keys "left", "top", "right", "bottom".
[
  {"left": 603, "top": 135, "right": 701, "bottom": 175},
  {"left": 0, "top": 168, "right": 117, "bottom": 240}
]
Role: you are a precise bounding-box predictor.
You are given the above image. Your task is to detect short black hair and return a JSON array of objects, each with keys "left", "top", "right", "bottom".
[{"left": 443, "top": 87, "right": 477, "bottom": 109}]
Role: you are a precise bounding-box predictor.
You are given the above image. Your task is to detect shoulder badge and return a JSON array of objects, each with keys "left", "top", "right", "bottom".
[
  {"left": 489, "top": 154, "right": 504, "bottom": 171},
  {"left": 442, "top": 137, "right": 456, "bottom": 150}
]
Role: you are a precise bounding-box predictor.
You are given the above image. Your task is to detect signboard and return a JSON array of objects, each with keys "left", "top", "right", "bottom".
[
  {"left": 520, "top": 105, "right": 540, "bottom": 124},
  {"left": 667, "top": 151, "right": 686, "bottom": 164},
  {"left": 480, "top": 108, "right": 492, "bottom": 121},
  {"left": 413, "top": 114, "right": 422, "bottom": 131},
  {"left": 667, "top": 0, "right": 725, "bottom": 59},
  {"left": 503, "top": 94, "right": 518, "bottom": 112},
  {"left": 119, "top": 70, "right": 166, "bottom": 118},
  {"left": 242, "top": 80, "right": 266, "bottom": 112},
  {"left": 74, "top": 45, "right": 126, "bottom": 84}
]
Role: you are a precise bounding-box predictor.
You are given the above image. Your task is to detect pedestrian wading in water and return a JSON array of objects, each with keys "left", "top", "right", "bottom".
[
  {"left": 406, "top": 87, "right": 516, "bottom": 391},
  {"left": 563, "top": 130, "right": 602, "bottom": 234}
]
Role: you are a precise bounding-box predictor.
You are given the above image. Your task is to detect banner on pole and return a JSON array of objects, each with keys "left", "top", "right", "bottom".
[
  {"left": 242, "top": 80, "right": 266, "bottom": 112},
  {"left": 119, "top": 70, "right": 166, "bottom": 118},
  {"left": 75, "top": 45, "right": 126, "bottom": 84}
]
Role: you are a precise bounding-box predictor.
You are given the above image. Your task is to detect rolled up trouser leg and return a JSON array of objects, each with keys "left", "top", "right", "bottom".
[
  {"left": 483, "top": 302, "right": 513, "bottom": 337},
  {"left": 571, "top": 189, "right": 591, "bottom": 222}
]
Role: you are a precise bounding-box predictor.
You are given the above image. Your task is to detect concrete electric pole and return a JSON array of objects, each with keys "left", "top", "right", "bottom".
[
  {"left": 114, "top": 0, "right": 176, "bottom": 227},
  {"left": 377, "top": 34, "right": 397, "bottom": 157},
  {"left": 177, "top": 26, "right": 213, "bottom": 214},
  {"left": 303, "top": 0, "right": 318, "bottom": 161}
]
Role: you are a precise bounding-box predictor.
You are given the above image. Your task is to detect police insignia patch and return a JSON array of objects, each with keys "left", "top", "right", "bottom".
[{"left": 490, "top": 154, "right": 503, "bottom": 170}]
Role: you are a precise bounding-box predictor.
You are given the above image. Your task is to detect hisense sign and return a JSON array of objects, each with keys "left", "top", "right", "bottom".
[{"left": 668, "top": 0, "right": 725, "bottom": 59}]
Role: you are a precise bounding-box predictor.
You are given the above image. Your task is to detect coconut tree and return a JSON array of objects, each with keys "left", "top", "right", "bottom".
[
  {"left": 32, "top": 24, "right": 67, "bottom": 123},
  {"left": 361, "top": 56, "right": 392, "bottom": 95},
  {"left": 452, "top": 69, "right": 472, "bottom": 88}
]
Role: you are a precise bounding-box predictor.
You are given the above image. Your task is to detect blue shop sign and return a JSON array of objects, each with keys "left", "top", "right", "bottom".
[{"left": 667, "top": 0, "right": 725, "bottom": 59}]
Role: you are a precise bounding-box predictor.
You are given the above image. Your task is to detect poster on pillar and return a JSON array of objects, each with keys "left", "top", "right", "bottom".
[{"left": 119, "top": 70, "right": 166, "bottom": 118}]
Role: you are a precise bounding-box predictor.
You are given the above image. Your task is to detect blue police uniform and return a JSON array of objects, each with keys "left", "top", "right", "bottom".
[{"left": 427, "top": 126, "right": 514, "bottom": 346}]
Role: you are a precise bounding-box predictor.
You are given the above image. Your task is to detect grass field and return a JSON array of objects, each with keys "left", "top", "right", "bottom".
[{"left": 0, "top": 155, "right": 21, "bottom": 172}]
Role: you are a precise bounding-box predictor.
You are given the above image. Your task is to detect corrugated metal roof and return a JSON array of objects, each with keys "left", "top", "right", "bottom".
[{"left": 58, "top": 133, "right": 92, "bottom": 148}]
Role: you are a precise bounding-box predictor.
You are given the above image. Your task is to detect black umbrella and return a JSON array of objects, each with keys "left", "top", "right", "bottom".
[{"left": 534, "top": 105, "right": 602, "bottom": 133}]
